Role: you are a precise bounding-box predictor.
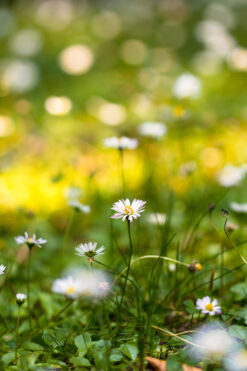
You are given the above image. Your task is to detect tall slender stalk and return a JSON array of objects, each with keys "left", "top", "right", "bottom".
[
  {"left": 119, "top": 220, "right": 133, "bottom": 312},
  {"left": 15, "top": 306, "right": 21, "bottom": 365},
  {"left": 27, "top": 246, "right": 32, "bottom": 328}
]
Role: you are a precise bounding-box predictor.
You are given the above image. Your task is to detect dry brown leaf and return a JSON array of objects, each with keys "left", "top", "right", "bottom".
[{"left": 146, "top": 356, "right": 201, "bottom": 371}]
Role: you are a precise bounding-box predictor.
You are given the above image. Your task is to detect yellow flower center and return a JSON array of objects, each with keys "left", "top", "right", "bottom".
[
  {"left": 66, "top": 286, "right": 76, "bottom": 294},
  {"left": 205, "top": 303, "right": 214, "bottom": 311},
  {"left": 124, "top": 205, "right": 134, "bottom": 215},
  {"left": 28, "top": 237, "right": 33, "bottom": 242}
]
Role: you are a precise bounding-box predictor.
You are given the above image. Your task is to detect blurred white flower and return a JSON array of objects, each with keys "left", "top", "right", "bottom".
[
  {"left": 16, "top": 293, "right": 27, "bottom": 305},
  {"left": 52, "top": 276, "right": 83, "bottom": 299},
  {"left": 111, "top": 198, "right": 146, "bottom": 222},
  {"left": 147, "top": 212, "right": 166, "bottom": 225},
  {"left": 53, "top": 270, "right": 111, "bottom": 299},
  {"left": 173, "top": 73, "right": 201, "bottom": 99},
  {"left": 216, "top": 165, "right": 246, "bottom": 187},
  {"left": 138, "top": 122, "right": 167, "bottom": 139},
  {"left": 75, "top": 242, "right": 105, "bottom": 262},
  {"left": 104, "top": 136, "right": 138, "bottom": 150},
  {"left": 15, "top": 232, "right": 47, "bottom": 248},
  {"left": 68, "top": 200, "right": 90, "bottom": 214},
  {"left": 230, "top": 202, "right": 247, "bottom": 213},
  {"left": 196, "top": 296, "right": 221, "bottom": 316},
  {"left": 74, "top": 270, "right": 111, "bottom": 299},
  {"left": 0, "top": 264, "right": 6, "bottom": 275},
  {"left": 190, "top": 324, "right": 236, "bottom": 361},
  {"left": 225, "top": 349, "right": 247, "bottom": 371}
]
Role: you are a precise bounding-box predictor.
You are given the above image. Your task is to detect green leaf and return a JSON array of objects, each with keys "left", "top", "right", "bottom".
[
  {"left": 1, "top": 352, "right": 15, "bottom": 365},
  {"left": 74, "top": 333, "right": 91, "bottom": 356},
  {"left": 69, "top": 356, "right": 91, "bottom": 367},
  {"left": 93, "top": 339, "right": 111, "bottom": 369},
  {"left": 230, "top": 325, "right": 247, "bottom": 342},
  {"left": 184, "top": 299, "right": 197, "bottom": 314},
  {"left": 120, "top": 343, "right": 138, "bottom": 360},
  {"left": 23, "top": 341, "right": 44, "bottom": 351},
  {"left": 110, "top": 349, "right": 123, "bottom": 363},
  {"left": 230, "top": 283, "right": 247, "bottom": 301}
]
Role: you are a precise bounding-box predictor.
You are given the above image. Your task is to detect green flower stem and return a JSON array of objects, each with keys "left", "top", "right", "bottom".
[
  {"left": 151, "top": 325, "right": 200, "bottom": 347},
  {"left": 27, "top": 246, "right": 32, "bottom": 328},
  {"left": 224, "top": 217, "right": 247, "bottom": 264},
  {"left": 115, "top": 255, "right": 188, "bottom": 283},
  {"left": 119, "top": 220, "right": 133, "bottom": 313},
  {"left": 15, "top": 306, "right": 21, "bottom": 365}
]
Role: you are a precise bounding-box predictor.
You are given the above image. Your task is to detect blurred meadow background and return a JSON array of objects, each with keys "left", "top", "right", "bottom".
[{"left": 1, "top": 0, "right": 247, "bottom": 370}]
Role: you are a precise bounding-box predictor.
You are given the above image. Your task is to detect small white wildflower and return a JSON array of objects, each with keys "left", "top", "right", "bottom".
[
  {"left": 16, "top": 293, "right": 27, "bottom": 306},
  {"left": 104, "top": 136, "right": 138, "bottom": 150},
  {"left": 173, "top": 73, "right": 201, "bottom": 99},
  {"left": 68, "top": 200, "right": 91, "bottom": 214},
  {"left": 196, "top": 296, "right": 221, "bottom": 316},
  {"left": 52, "top": 276, "right": 83, "bottom": 299},
  {"left": 230, "top": 202, "right": 247, "bottom": 213},
  {"left": 147, "top": 212, "right": 166, "bottom": 225},
  {"left": 15, "top": 232, "right": 46, "bottom": 248},
  {"left": 0, "top": 264, "right": 6, "bottom": 275},
  {"left": 111, "top": 198, "right": 146, "bottom": 222},
  {"left": 138, "top": 122, "right": 167, "bottom": 139},
  {"left": 190, "top": 324, "right": 236, "bottom": 361},
  {"left": 216, "top": 165, "right": 246, "bottom": 187},
  {"left": 75, "top": 242, "right": 105, "bottom": 262}
]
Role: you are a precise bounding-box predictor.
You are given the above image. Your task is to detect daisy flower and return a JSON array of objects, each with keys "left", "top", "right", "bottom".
[
  {"left": 196, "top": 296, "right": 221, "bottom": 316},
  {"left": 190, "top": 323, "right": 236, "bottom": 361},
  {"left": 68, "top": 200, "right": 91, "bottom": 214},
  {"left": 111, "top": 198, "right": 146, "bottom": 222},
  {"left": 173, "top": 73, "right": 201, "bottom": 99},
  {"left": 15, "top": 232, "right": 47, "bottom": 248},
  {"left": 16, "top": 293, "right": 27, "bottom": 306},
  {"left": 52, "top": 276, "right": 82, "bottom": 299},
  {"left": 0, "top": 264, "right": 6, "bottom": 275},
  {"left": 138, "top": 122, "right": 167, "bottom": 139},
  {"left": 75, "top": 242, "right": 105, "bottom": 262},
  {"left": 104, "top": 136, "right": 138, "bottom": 150}
]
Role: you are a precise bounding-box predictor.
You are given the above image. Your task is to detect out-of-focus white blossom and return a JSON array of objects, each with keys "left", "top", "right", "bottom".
[
  {"left": 190, "top": 324, "right": 236, "bottom": 361},
  {"left": 230, "top": 202, "right": 247, "bottom": 213},
  {"left": 104, "top": 136, "right": 138, "bottom": 150},
  {"left": 173, "top": 73, "right": 201, "bottom": 99},
  {"left": 138, "top": 122, "right": 167, "bottom": 139},
  {"left": 147, "top": 213, "right": 166, "bottom": 225},
  {"left": 216, "top": 165, "right": 246, "bottom": 187}
]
